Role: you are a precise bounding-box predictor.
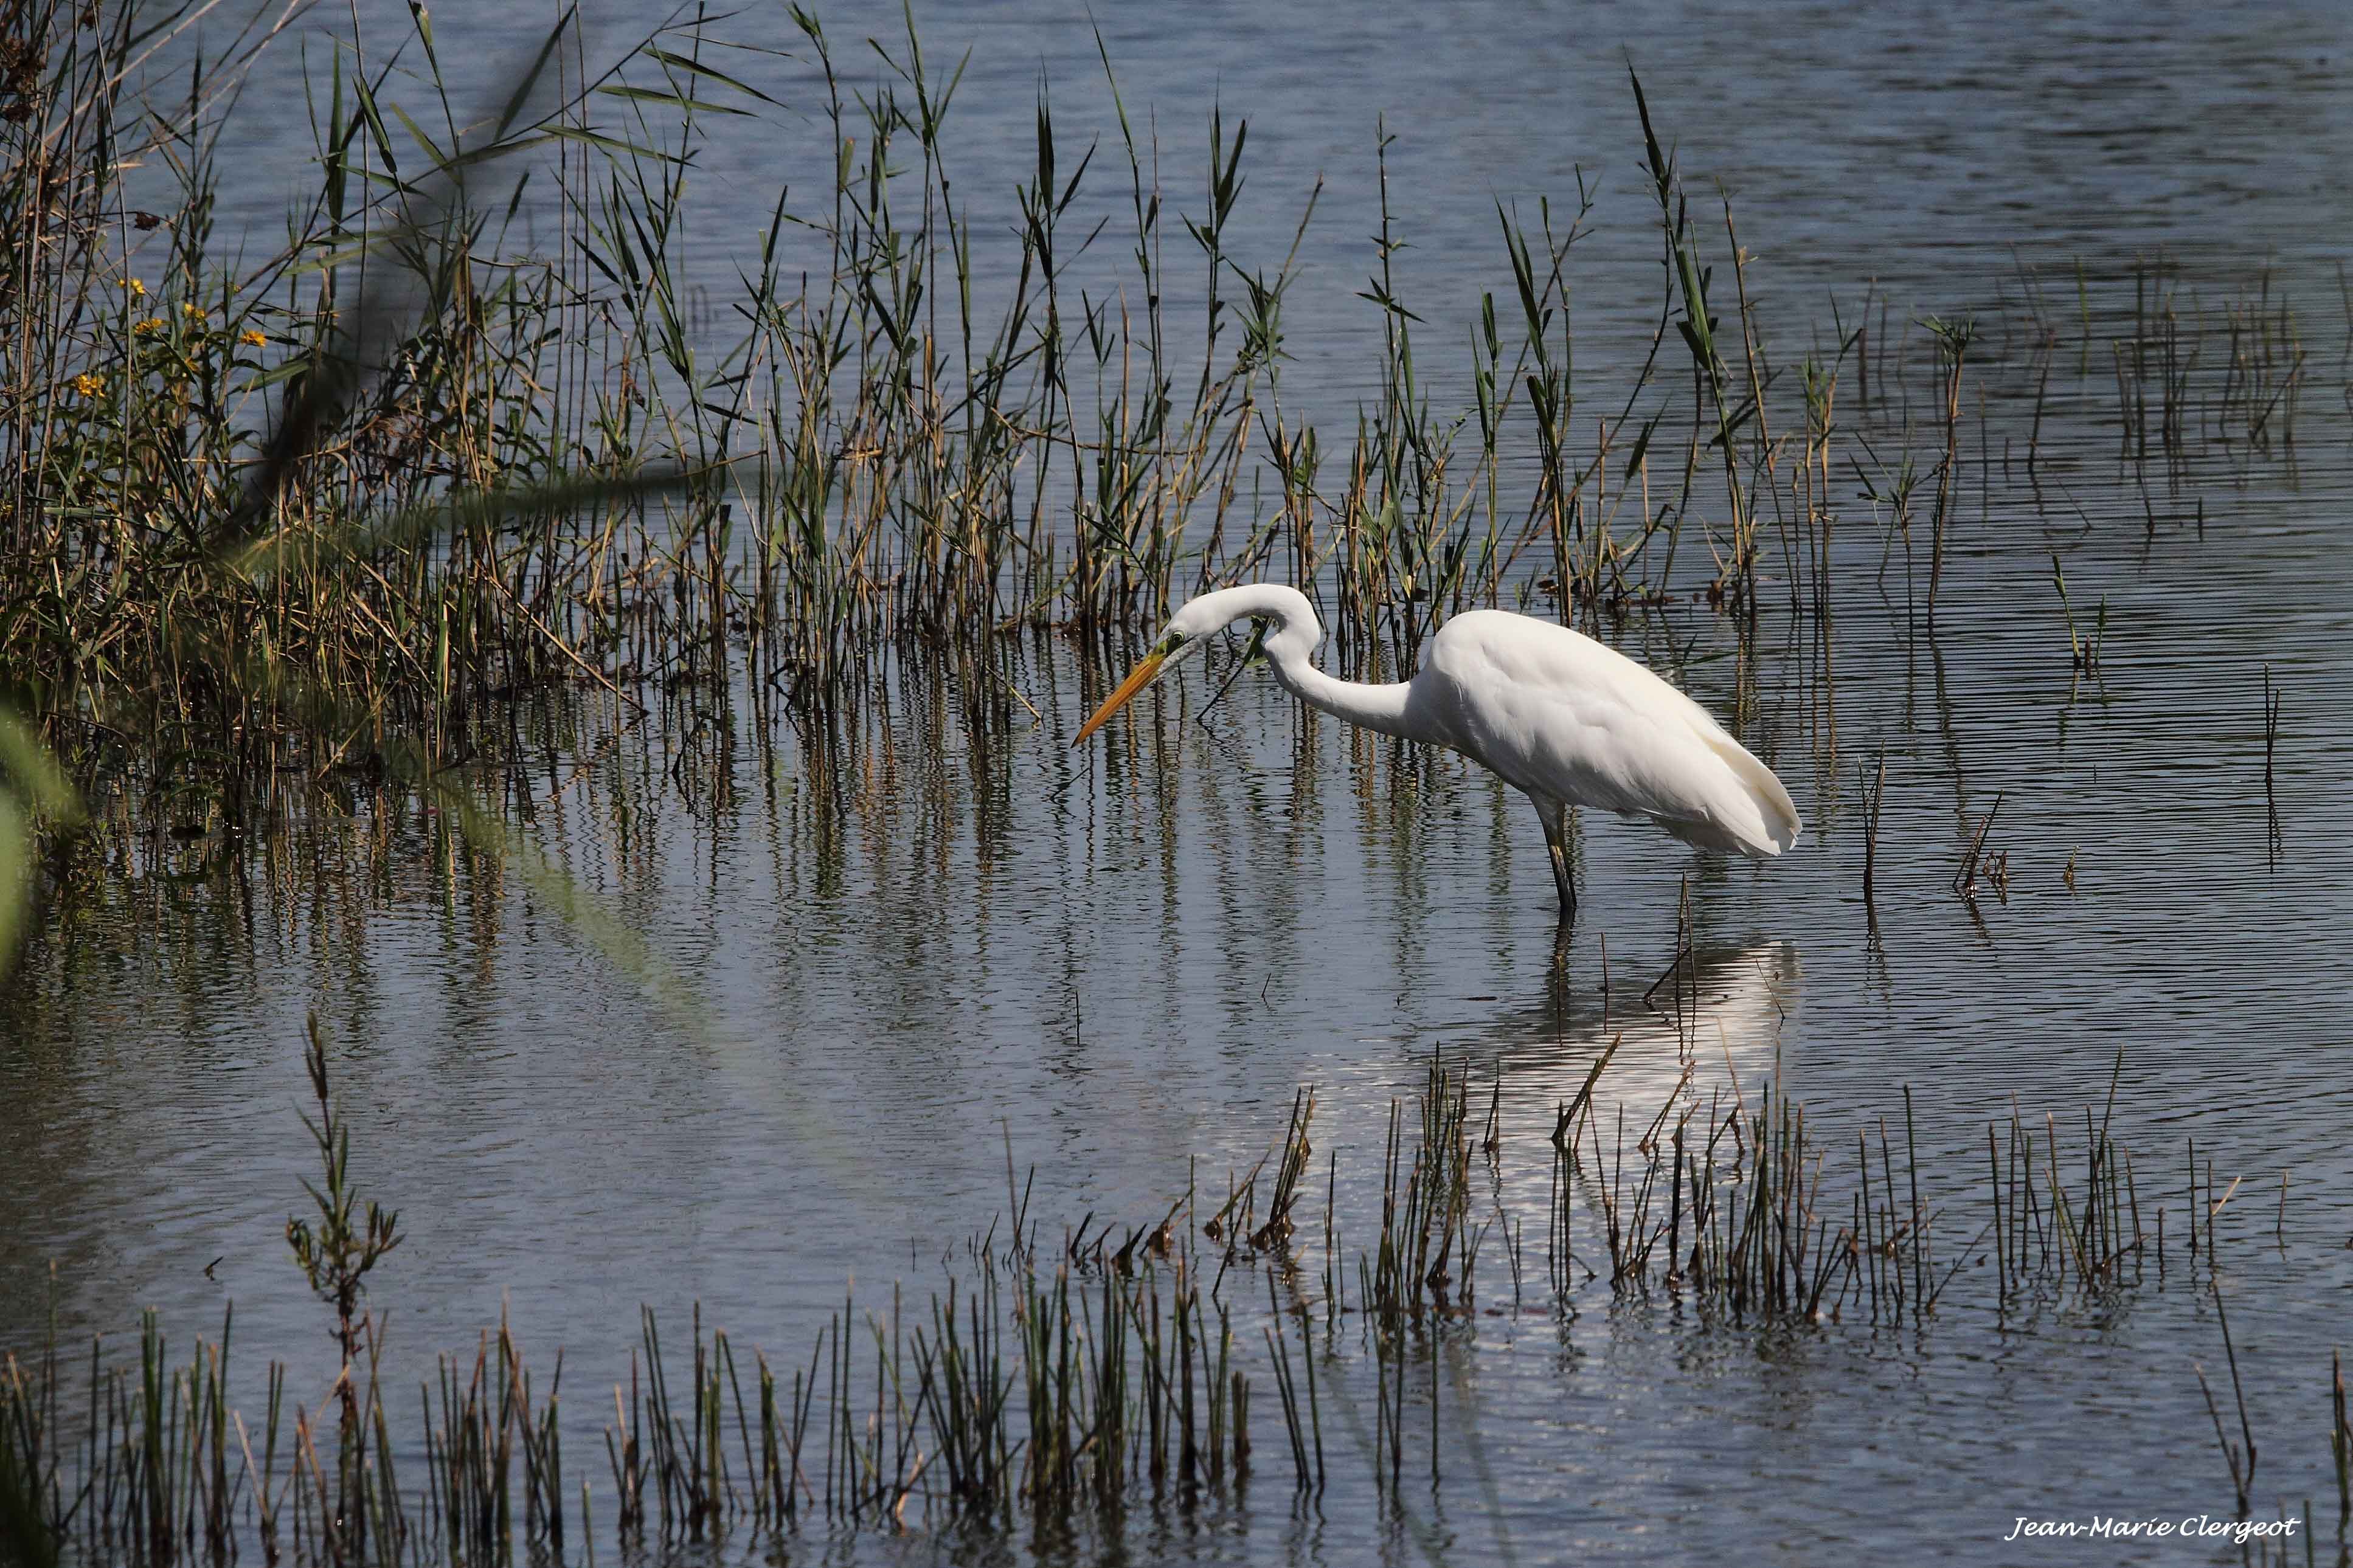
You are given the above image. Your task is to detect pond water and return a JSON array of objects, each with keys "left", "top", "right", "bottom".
[{"left": 8, "top": 2, "right": 2353, "bottom": 1564}]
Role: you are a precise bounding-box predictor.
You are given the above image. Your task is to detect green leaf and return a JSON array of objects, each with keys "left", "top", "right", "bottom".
[
  {"left": 0, "top": 707, "right": 80, "bottom": 975},
  {"left": 238, "top": 359, "right": 314, "bottom": 393},
  {"left": 641, "top": 48, "right": 780, "bottom": 106},
  {"left": 542, "top": 123, "right": 690, "bottom": 165},
  {"left": 227, "top": 461, "right": 705, "bottom": 582},
  {"left": 0, "top": 708, "right": 78, "bottom": 821},
  {"left": 0, "top": 795, "right": 30, "bottom": 975},
  {"left": 596, "top": 84, "right": 752, "bottom": 118},
  {"left": 386, "top": 102, "right": 449, "bottom": 171}
]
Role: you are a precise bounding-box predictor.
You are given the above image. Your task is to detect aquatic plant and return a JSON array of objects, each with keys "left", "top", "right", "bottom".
[
  {"left": 3, "top": 1014, "right": 2311, "bottom": 1567},
  {"left": 0, "top": 0, "right": 2335, "bottom": 984}
]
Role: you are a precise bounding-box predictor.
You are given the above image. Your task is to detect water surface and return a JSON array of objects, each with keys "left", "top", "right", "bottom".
[{"left": 9, "top": 2, "right": 2353, "bottom": 1563}]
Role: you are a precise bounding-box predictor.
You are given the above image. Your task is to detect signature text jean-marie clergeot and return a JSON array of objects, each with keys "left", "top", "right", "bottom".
[{"left": 2005, "top": 1516, "right": 2298, "bottom": 1546}]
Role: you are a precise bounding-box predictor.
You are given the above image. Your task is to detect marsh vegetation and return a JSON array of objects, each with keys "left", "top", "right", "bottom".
[{"left": 2, "top": 1, "right": 2348, "bottom": 1563}]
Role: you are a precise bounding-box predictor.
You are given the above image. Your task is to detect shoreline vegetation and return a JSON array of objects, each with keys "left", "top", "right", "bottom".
[
  {"left": 0, "top": 5, "right": 2330, "bottom": 871},
  {"left": 3, "top": 1026, "right": 2339, "bottom": 1566},
  {"left": 1, "top": 4, "right": 2344, "bottom": 1563}
]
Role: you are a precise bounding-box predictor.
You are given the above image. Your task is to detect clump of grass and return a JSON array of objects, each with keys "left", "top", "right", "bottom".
[
  {"left": 0, "top": 1023, "right": 2313, "bottom": 1563},
  {"left": 1951, "top": 789, "right": 2003, "bottom": 900},
  {"left": 1360, "top": 1056, "right": 1482, "bottom": 1326},
  {"left": 0, "top": 1402, "right": 53, "bottom": 1568},
  {"left": 1921, "top": 313, "right": 1976, "bottom": 627},
  {"left": 2050, "top": 553, "right": 2106, "bottom": 674},
  {"left": 1203, "top": 1086, "right": 1318, "bottom": 1256},
  {"left": 1985, "top": 1086, "right": 2148, "bottom": 1301},
  {"left": 1543, "top": 1045, "right": 2172, "bottom": 1328},
  {"left": 0, "top": 1309, "right": 252, "bottom": 1567},
  {"left": 2332, "top": 1350, "right": 2349, "bottom": 1537},
  {"left": 1860, "top": 745, "right": 1888, "bottom": 911}
]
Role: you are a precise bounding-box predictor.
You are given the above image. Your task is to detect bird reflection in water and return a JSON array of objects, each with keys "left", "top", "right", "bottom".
[{"left": 1481, "top": 942, "right": 1801, "bottom": 1144}]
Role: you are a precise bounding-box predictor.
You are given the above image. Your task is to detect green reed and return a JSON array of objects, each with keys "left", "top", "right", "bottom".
[
  {"left": 0, "top": 1034, "right": 2327, "bottom": 1564},
  {"left": 6, "top": 1, "right": 2331, "bottom": 775},
  {"left": 1545, "top": 1044, "right": 2161, "bottom": 1327},
  {"left": 1359, "top": 1057, "right": 1481, "bottom": 1328},
  {"left": 4, "top": 0, "right": 2348, "bottom": 990}
]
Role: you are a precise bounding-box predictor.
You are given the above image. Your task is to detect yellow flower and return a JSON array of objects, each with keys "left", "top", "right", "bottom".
[
  {"left": 126, "top": 277, "right": 146, "bottom": 299},
  {"left": 133, "top": 316, "right": 164, "bottom": 335},
  {"left": 239, "top": 329, "right": 267, "bottom": 347},
  {"left": 71, "top": 373, "right": 103, "bottom": 397},
  {"left": 182, "top": 302, "right": 206, "bottom": 322}
]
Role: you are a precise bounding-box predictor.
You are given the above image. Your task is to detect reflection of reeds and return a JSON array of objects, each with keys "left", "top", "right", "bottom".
[{"left": 2263, "top": 666, "right": 2284, "bottom": 863}]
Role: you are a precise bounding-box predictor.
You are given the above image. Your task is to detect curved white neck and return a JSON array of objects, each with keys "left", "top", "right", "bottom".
[{"left": 1190, "top": 584, "right": 1431, "bottom": 744}]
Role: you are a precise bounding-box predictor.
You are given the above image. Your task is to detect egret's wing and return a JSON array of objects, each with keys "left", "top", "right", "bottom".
[{"left": 1426, "top": 612, "right": 1801, "bottom": 855}]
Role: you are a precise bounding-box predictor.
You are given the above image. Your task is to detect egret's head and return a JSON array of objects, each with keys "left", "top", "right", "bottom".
[
  {"left": 1069, "top": 618, "right": 1210, "bottom": 746},
  {"left": 1069, "top": 586, "right": 1305, "bottom": 746}
]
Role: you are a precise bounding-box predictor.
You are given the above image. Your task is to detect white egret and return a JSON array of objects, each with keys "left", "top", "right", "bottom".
[{"left": 1072, "top": 584, "right": 1800, "bottom": 920}]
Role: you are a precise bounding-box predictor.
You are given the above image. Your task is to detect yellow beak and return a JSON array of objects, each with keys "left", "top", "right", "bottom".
[{"left": 1071, "top": 651, "right": 1168, "bottom": 745}]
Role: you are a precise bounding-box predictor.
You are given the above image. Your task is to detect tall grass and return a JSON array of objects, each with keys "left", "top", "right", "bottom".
[
  {"left": 1, "top": 2, "right": 2340, "bottom": 974},
  {"left": 0, "top": 1029, "right": 2318, "bottom": 1564},
  {"left": 6, "top": 6, "right": 2330, "bottom": 750}
]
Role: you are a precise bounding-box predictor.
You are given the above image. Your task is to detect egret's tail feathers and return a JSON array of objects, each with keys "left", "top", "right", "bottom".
[
  {"left": 1700, "top": 731, "right": 1803, "bottom": 856},
  {"left": 1661, "top": 810, "right": 1796, "bottom": 857}
]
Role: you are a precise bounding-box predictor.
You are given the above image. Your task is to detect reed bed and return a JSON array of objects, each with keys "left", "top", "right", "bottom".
[
  {"left": 1, "top": 1263, "right": 1279, "bottom": 1564},
  {"left": 4, "top": 0, "right": 2345, "bottom": 979},
  {"left": 3, "top": 2, "right": 2342, "bottom": 764},
  {"left": 2, "top": 1023, "right": 2327, "bottom": 1565},
  {"left": 4, "top": 6, "right": 2349, "bottom": 1556},
  {"left": 1545, "top": 1068, "right": 2160, "bottom": 1325}
]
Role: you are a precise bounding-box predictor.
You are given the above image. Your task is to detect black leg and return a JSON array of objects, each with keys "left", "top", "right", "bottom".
[{"left": 1535, "top": 798, "right": 1576, "bottom": 924}]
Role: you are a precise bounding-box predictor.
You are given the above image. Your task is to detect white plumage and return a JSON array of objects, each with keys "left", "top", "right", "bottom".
[
  {"left": 1422, "top": 609, "right": 1800, "bottom": 857},
  {"left": 1073, "top": 583, "right": 1801, "bottom": 920}
]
